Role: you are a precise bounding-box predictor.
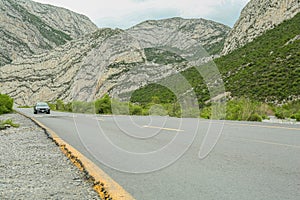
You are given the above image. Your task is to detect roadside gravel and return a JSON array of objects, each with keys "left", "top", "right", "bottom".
[{"left": 0, "top": 113, "right": 101, "bottom": 200}]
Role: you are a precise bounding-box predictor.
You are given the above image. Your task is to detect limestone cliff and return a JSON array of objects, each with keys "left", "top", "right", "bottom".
[
  {"left": 0, "top": 0, "right": 97, "bottom": 66},
  {"left": 222, "top": 0, "right": 300, "bottom": 54}
]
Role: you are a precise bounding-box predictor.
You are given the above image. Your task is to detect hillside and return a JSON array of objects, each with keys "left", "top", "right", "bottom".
[
  {"left": 222, "top": 0, "right": 300, "bottom": 54},
  {"left": 127, "top": 17, "right": 230, "bottom": 56},
  {"left": 0, "top": 0, "right": 97, "bottom": 66},
  {"left": 0, "top": 1, "right": 230, "bottom": 106},
  {"left": 131, "top": 12, "right": 300, "bottom": 105}
]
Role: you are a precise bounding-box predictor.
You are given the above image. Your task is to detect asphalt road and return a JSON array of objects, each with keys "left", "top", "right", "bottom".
[{"left": 17, "top": 108, "right": 300, "bottom": 200}]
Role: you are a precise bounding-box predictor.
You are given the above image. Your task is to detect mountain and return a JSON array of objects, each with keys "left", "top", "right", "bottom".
[
  {"left": 132, "top": 11, "right": 300, "bottom": 105},
  {"left": 0, "top": 28, "right": 142, "bottom": 105},
  {"left": 0, "top": 0, "right": 97, "bottom": 66},
  {"left": 127, "top": 17, "right": 230, "bottom": 56},
  {"left": 222, "top": 0, "right": 300, "bottom": 55},
  {"left": 0, "top": 2, "right": 230, "bottom": 106}
]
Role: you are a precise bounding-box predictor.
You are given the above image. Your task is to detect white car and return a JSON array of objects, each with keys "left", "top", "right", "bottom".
[{"left": 34, "top": 102, "right": 50, "bottom": 114}]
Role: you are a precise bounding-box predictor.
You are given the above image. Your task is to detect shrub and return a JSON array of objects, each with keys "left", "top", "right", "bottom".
[
  {"left": 0, "top": 94, "right": 14, "bottom": 114},
  {"left": 129, "top": 104, "right": 143, "bottom": 115},
  {"left": 200, "top": 106, "right": 211, "bottom": 119},
  {"left": 148, "top": 104, "right": 168, "bottom": 116},
  {"left": 56, "top": 99, "right": 65, "bottom": 111},
  {"left": 72, "top": 101, "right": 95, "bottom": 114},
  {"left": 64, "top": 102, "right": 73, "bottom": 112},
  {"left": 18, "top": 105, "right": 32, "bottom": 108},
  {"left": 47, "top": 103, "right": 56, "bottom": 111},
  {"left": 111, "top": 100, "right": 128, "bottom": 115},
  {"left": 275, "top": 108, "right": 291, "bottom": 119},
  {"left": 292, "top": 112, "right": 300, "bottom": 121},
  {"left": 248, "top": 113, "right": 263, "bottom": 122},
  {"left": 261, "top": 114, "right": 270, "bottom": 120},
  {"left": 95, "top": 94, "right": 112, "bottom": 114}
]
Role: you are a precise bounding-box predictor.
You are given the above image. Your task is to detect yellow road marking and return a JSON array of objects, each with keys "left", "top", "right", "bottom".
[
  {"left": 94, "top": 117, "right": 105, "bottom": 121},
  {"left": 18, "top": 111, "right": 135, "bottom": 200},
  {"left": 143, "top": 125, "right": 184, "bottom": 132}
]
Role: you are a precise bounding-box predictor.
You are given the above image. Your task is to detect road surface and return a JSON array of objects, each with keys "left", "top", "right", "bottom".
[{"left": 17, "top": 108, "right": 300, "bottom": 200}]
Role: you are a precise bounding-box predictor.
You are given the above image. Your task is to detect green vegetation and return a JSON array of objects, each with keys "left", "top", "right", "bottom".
[
  {"left": 206, "top": 38, "right": 226, "bottom": 55},
  {"left": 216, "top": 12, "right": 300, "bottom": 102},
  {"left": 46, "top": 96, "right": 299, "bottom": 122},
  {"left": 95, "top": 94, "right": 112, "bottom": 114},
  {"left": 0, "top": 94, "right": 19, "bottom": 129},
  {"left": 17, "top": 105, "right": 32, "bottom": 108},
  {"left": 200, "top": 97, "right": 272, "bottom": 122},
  {"left": 0, "top": 119, "right": 20, "bottom": 129},
  {"left": 49, "top": 95, "right": 185, "bottom": 117},
  {"left": 274, "top": 100, "right": 300, "bottom": 121},
  {"left": 130, "top": 13, "right": 300, "bottom": 121},
  {"left": 144, "top": 48, "right": 187, "bottom": 64},
  {"left": 0, "top": 94, "right": 14, "bottom": 115},
  {"left": 131, "top": 84, "right": 177, "bottom": 104}
]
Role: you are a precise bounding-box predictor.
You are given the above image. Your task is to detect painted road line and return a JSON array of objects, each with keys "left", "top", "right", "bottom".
[
  {"left": 94, "top": 117, "right": 105, "bottom": 121},
  {"left": 227, "top": 136, "right": 300, "bottom": 149},
  {"left": 208, "top": 121, "right": 300, "bottom": 131},
  {"left": 143, "top": 125, "right": 184, "bottom": 132},
  {"left": 17, "top": 111, "right": 135, "bottom": 200}
]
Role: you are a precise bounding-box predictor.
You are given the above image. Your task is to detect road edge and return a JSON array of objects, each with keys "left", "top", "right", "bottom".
[{"left": 17, "top": 111, "right": 135, "bottom": 200}]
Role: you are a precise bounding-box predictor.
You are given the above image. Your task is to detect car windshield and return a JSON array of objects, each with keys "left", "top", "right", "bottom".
[{"left": 36, "top": 102, "right": 48, "bottom": 106}]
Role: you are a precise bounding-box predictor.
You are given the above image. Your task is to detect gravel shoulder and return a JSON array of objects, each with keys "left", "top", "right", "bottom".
[{"left": 0, "top": 113, "right": 101, "bottom": 200}]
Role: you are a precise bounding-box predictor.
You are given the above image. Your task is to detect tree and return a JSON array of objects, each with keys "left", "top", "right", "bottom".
[{"left": 95, "top": 94, "right": 112, "bottom": 114}]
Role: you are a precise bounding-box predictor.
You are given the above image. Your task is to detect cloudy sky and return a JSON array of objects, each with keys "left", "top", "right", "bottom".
[{"left": 33, "top": 0, "right": 250, "bottom": 29}]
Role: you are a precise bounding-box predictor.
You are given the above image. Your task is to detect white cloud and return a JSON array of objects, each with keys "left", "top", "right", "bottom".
[{"left": 32, "top": 0, "right": 250, "bottom": 28}]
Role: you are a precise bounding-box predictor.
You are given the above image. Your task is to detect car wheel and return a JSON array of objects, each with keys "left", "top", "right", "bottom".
[
  {"left": 47, "top": 111, "right": 50, "bottom": 114},
  {"left": 34, "top": 111, "right": 37, "bottom": 114}
]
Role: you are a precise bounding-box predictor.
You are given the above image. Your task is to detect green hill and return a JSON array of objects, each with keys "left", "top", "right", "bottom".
[{"left": 131, "top": 12, "right": 300, "bottom": 106}]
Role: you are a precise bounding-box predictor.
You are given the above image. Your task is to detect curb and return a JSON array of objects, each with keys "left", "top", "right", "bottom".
[{"left": 17, "top": 111, "right": 135, "bottom": 200}]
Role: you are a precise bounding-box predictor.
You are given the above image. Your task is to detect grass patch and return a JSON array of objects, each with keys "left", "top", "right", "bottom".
[{"left": 0, "top": 119, "right": 20, "bottom": 129}]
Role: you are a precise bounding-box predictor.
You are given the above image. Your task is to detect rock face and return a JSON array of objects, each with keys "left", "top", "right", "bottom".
[
  {"left": 127, "top": 17, "right": 230, "bottom": 56},
  {"left": 0, "top": 0, "right": 97, "bottom": 66},
  {"left": 0, "top": 27, "right": 201, "bottom": 105},
  {"left": 222, "top": 0, "right": 300, "bottom": 55},
  {"left": 0, "top": 1, "right": 230, "bottom": 105},
  {"left": 0, "top": 29, "right": 131, "bottom": 105}
]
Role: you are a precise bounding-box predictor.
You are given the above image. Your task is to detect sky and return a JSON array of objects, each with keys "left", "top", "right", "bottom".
[{"left": 32, "top": 0, "right": 250, "bottom": 29}]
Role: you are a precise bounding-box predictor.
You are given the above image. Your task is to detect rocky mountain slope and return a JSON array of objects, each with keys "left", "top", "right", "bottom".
[
  {"left": 0, "top": 1, "right": 230, "bottom": 105},
  {"left": 0, "top": 0, "right": 97, "bottom": 66},
  {"left": 222, "top": 0, "right": 300, "bottom": 55},
  {"left": 127, "top": 17, "right": 230, "bottom": 56},
  {"left": 0, "top": 23, "right": 226, "bottom": 105},
  {"left": 133, "top": 12, "right": 300, "bottom": 106}
]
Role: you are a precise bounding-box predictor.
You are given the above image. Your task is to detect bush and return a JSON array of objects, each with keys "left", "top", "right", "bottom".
[
  {"left": 111, "top": 100, "right": 128, "bottom": 115},
  {"left": 291, "top": 112, "right": 300, "bottom": 121},
  {"left": 64, "top": 102, "right": 73, "bottom": 112},
  {"left": 275, "top": 108, "right": 290, "bottom": 119},
  {"left": 56, "top": 99, "right": 65, "bottom": 111},
  {"left": 72, "top": 101, "right": 95, "bottom": 114},
  {"left": 0, "top": 94, "right": 14, "bottom": 114},
  {"left": 248, "top": 113, "right": 263, "bottom": 122},
  {"left": 148, "top": 104, "right": 168, "bottom": 116},
  {"left": 200, "top": 106, "right": 211, "bottom": 119},
  {"left": 226, "top": 97, "right": 255, "bottom": 121},
  {"left": 95, "top": 94, "right": 112, "bottom": 114},
  {"left": 129, "top": 104, "right": 143, "bottom": 115},
  {"left": 18, "top": 105, "right": 31, "bottom": 108},
  {"left": 47, "top": 103, "right": 56, "bottom": 111}
]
